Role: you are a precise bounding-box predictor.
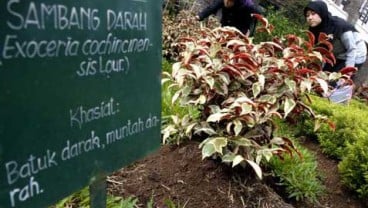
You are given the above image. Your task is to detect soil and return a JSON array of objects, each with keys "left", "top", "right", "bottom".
[{"left": 107, "top": 140, "right": 367, "bottom": 208}]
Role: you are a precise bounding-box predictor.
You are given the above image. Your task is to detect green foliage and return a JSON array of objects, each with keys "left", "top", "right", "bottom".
[
  {"left": 162, "top": 0, "right": 197, "bottom": 17},
  {"left": 51, "top": 187, "right": 131, "bottom": 208},
  {"left": 268, "top": 146, "right": 324, "bottom": 202},
  {"left": 51, "top": 187, "right": 89, "bottom": 208},
  {"left": 304, "top": 95, "right": 368, "bottom": 159},
  {"left": 259, "top": 0, "right": 309, "bottom": 25},
  {"left": 164, "top": 198, "right": 189, "bottom": 208},
  {"left": 112, "top": 196, "right": 138, "bottom": 208},
  {"left": 162, "top": 59, "right": 200, "bottom": 144},
  {"left": 162, "top": 58, "right": 174, "bottom": 73},
  {"left": 162, "top": 59, "right": 199, "bottom": 118},
  {"left": 254, "top": 8, "right": 306, "bottom": 43},
  {"left": 295, "top": 94, "right": 368, "bottom": 198},
  {"left": 162, "top": 114, "right": 198, "bottom": 144},
  {"left": 51, "top": 187, "right": 156, "bottom": 208},
  {"left": 277, "top": 0, "right": 309, "bottom": 25},
  {"left": 268, "top": 119, "right": 325, "bottom": 203},
  {"left": 338, "top": 137, "right": 368, "bottom": 198}
]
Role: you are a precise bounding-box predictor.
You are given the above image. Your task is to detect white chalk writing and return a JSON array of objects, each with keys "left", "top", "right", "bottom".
[
  {"left": 5, "top": 150, "right": 57, "bottom": 185},
  {"left": 69, "top": 97, "right": 119, "bottom": 129},
  {"left": 2, "top": 111, "right": 159, "bottom": 207},
  {"left": 61, "top": 131, "right": 101, "bottom": 161},
  {"left": 106, "top": 113, "right": 159, "bottom": 144},
  {"left": 2, "top": 1, "right": 152, "bottom": 79},
  {"left": 7, "top": 1, "right": 100, "bottom": 30},
  {"left": 107, "top": 9, "right": 147, "bottom": 31},
  {"left": 9, "top": 176, "right": 43, "bottom": 207},
  {"left": 1, "top": 0, "right": 159, "bottom": 207},
  {"left": 5, "top": 150, "right": 57, "bottom": 207}
]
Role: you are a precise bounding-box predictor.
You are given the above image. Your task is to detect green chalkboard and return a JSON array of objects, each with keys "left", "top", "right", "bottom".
[{"left": 0, "top": 1, "right": 161, "bottom": 207}]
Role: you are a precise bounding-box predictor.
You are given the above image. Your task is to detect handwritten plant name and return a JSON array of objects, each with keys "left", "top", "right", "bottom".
[{"left": 2, "top": 1, "right": 151, "bottom": 78}]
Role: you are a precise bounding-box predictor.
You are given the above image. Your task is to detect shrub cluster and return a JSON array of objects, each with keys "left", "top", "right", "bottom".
[
  {"left": 162, "top": 10, "right": 220, "bottom": 61},
  {"left": 267, "top": 119, "right": 324, "bottom": 203},
  {"left": 162, "top": 10, "right": 338, "bottom": 182},
  {"left": 299, "top": 95, "right": 368, "bottom": 198},
  {"left": 161, "top": 7, "right": 364, "bottom": 204}
]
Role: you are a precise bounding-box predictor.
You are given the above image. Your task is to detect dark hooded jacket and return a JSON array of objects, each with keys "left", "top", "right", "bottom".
[
  {"left": 304, "top": 1, "right": 368, "bottom": 71},
  {"left": 304, "top": 1, "right": 355, "bottom": 52},
  {"left": 198, "top": 0, "right": 261, "bottom": 35}
]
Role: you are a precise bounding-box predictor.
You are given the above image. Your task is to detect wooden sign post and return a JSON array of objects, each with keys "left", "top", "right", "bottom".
[
  {"left": 90, "top": 177, "right": 107, "bottom": 208},
  {"left": 0, "top": 1, "right": 161, "bottom": 207}
]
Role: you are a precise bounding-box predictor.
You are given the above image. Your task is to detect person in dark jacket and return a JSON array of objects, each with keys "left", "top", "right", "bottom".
[
  {"left": 196, "top": 0, "right": 262, "bottom": 36},
  {"left": 304, "top": 0, "right": 367, "bottom": 72}
]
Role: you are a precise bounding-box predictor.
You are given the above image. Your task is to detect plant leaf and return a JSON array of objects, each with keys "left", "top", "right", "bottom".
[
  {"left": 252, "top": 82, "right": 261, "bottom": 98},
  {"left": 246, "top": 160, "right": 263, "bottom": 180},
  {"left": 201, "top": 137, "right": 228, "bottom": 159},
  {"left": 284, "top": 97, "right": 296, "bottom": 118},
  {"left": 240, "top": 103, "right": 253, "bottom": 115},
  {"left": 207, "top": 112, "right": 229, "bottom": 122},
  {"left": 233, "top": 137, "right": 253, "bottom": 146},
  {"left": 315, "top": 78, "right": 329, "bottom": 95},
  {"left": 300, "top": 80, "right": 312, "bottom": 93},
  {"left": 201, "top": 143, "right": 216, "bottom": 159},
  {"left": 206, "top": 76, "right": 215, "bottom": 89},
  {"left": 232, "top": 155, "right": 245, "bottom": 167},
  {"left": 258, "top": 74, "right": 265, "bottom": 89},
  {"left": 210, "top": 137, "right": 227, "bottom": 153},
  {"left": 285, "top": 79, "right": 296, "bottom": 92},
  {"left": 194, "top": 127, "right": 217, "bottom": 136},
  {"left": 233, "top": 119, "right": 243, "bottom": 136},
  {"left": 222, "top": 153, "right": 235, "bottom": 163}
]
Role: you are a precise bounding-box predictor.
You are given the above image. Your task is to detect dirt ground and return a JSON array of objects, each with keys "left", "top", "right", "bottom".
[{"left": 108, "top": 140, "right": 367, "bottom": 208}]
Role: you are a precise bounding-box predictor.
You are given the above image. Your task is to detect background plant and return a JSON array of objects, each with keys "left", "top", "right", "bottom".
[
  {"left": 162, "top": 10, "right": 220, "bottom": 61},
  {"left": 253, "top": 5, "right": 307, "bottom": 43},
  {"left": 162, "top": 59, "right": 200, "bottom": 144},
  {"left": 258, "top": 0, "right": 309, "bottom": 25}
]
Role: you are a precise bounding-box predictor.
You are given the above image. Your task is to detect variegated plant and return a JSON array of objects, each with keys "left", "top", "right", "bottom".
[{"left": 162, "top": 14, "right": 340, "bottom": 179}]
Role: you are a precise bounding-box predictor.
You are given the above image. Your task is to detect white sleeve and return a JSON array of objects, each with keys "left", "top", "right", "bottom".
[{"left": 340, "top": 31, "right": 357, "bottom": 67}]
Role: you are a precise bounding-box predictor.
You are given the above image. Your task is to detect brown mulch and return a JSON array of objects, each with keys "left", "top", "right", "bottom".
[{"left": 107, "top": 140, "right": 367, "bottom": 208}]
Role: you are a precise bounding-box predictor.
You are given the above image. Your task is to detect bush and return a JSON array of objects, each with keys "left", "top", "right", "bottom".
[
  {"left": 295, "top": 95, "right": 368, "bottom": 198},
  {"left": 268, "top": 119, "right": 325, "bottom": 203},
  {"left": 254, "top": 7, "right": 306, "bottom": 43},
  {"left": 339, "top": 136, "right": 368, "bottom": 198},
  {"left": 162, "top": 8, "right": 338, "bottom": 181},
  {"left": 268, "top": 146, "right": 324, "bottom": 203},
  {"left": 162, "top": 59, "right": 200, "bottom": 144},
  {"left": 259, "top": 0, "right": 309, "bottom": 25},
  {"left": 304, "top": 95, "right": 368, "bottom": 159}
]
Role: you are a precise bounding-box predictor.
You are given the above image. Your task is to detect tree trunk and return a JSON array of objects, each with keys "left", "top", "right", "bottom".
[
  {"left": 353, "top": 58, "right": 368, "bottom": 87},
  {"left": 344, "top": 0, "right": 364, "bottom": 24},
  {"left": 335, "top": 0, "right": 342, "bottom": 6}
]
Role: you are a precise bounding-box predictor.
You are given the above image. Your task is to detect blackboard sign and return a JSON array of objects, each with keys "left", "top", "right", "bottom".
[{"left": 0, "top": 0, "right": 161, "bottom": 207}]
